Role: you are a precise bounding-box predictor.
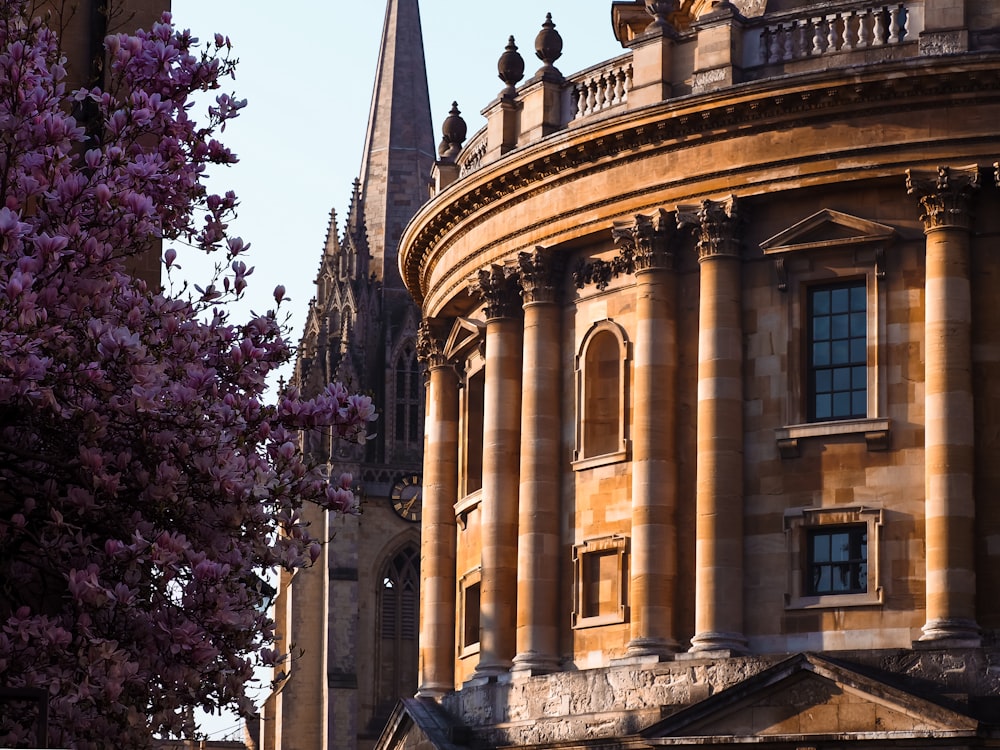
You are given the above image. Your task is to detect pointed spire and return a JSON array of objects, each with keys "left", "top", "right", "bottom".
[
  {"left": 323, "top": 209, "right": 341, "bottom": 257},
  {"left": 357, "top": 0, "right": 435, "bottom": 291}
]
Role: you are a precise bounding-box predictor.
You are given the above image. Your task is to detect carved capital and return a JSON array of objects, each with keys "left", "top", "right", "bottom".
[
  {"left": 517, "top": 247, "right": 564, "bottom": 304},
  {"left": 906, "top": 165, "right": 980, "bottom": 232},
  {"left": 573, "top": 210, "right": 675, "bottom": 291},
  {"left": 470, "top": 264, "right": 522, "bottom": 320},
  {"left": 416, "top": 319, "right": 449, "bottom": 369},
  {"left": 677, "top": 196, "right": 740, "bottom": 261},
  {"left": 615, "top": 209, "right": 676, "bottom": 272}
]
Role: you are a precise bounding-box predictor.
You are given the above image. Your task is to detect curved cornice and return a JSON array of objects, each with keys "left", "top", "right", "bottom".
[{"left": 399, "top": 55, "right": 1000, "bottom": 308}]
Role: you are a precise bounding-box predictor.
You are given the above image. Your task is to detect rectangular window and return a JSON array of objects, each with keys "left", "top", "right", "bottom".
[
  {"left": 808, "top": 282, "right": 867, "bottom": 422},
  {"left": 463, "top": 581, "right": 480, "bottom": 649},
  {"left": 572, "top": 536, "right": 628, "bottom": 628},
  {"left": 806, "top": 525, "right": 867, "bottom": 595}
]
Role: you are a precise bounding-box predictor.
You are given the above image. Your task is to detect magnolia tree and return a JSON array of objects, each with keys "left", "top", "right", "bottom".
[{"left": 0, "top": 3, "right": 376, "bottom": 746}]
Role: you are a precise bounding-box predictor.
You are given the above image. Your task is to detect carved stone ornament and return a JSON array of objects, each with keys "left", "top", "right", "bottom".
[
  {"left": 437, "top": 102, "right": 467, "bottom": 162},
  {"left": 676, "top": 195, "right": 741, "bottom": 261},
  {"left": 498, "top": 36, "right": 525, "bottom": 98},
  {"left": 471, "top": 264, "right": 522, "bottom": 320},
  {"left": 573, "top": 210, "right": 675, "bottom": 290},
  {"left": 416, "top": 319, "right": 449, "bottom": 369},
  {"left": 534, "top": 13, "right": 564, "bottom": 80},
  {"left": 906, "top": 165, "right": 980, "bottom": 232},
  {"left": 517, "top": 246, "right": 564, "bottom": 304}
]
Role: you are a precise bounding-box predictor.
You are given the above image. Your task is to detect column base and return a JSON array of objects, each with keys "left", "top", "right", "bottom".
[
  {"left": 686, "top": 631, "right": 747, "bottom": 657},
  {"left": 472, "top": 658, "right": 513, "bottom": 681},
  {"left": 917, "top": 618, "right": 981, "bottom": 647},
  {"left": 511, "top": 651, "right": 560, "bottom": 676},
  {"left": 625, "top": 636, "right": 679, "bottom": 660},
  {"left": 415, "top": 683, "right": 453, "bottom": 700}
]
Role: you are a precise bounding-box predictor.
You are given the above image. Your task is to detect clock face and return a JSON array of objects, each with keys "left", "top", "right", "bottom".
[{"left": 390, "top": 474, "right": 422, "bottom": 523}]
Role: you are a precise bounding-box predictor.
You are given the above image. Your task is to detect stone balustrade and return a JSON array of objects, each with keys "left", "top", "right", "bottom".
[
  {"left": 448, "top": 0, "right": 930, "bottom": 181},
  {"left": 568, "top": 54, "right": 634, "bottom": 123},
  {"left": 458, "top": 133, "right": 487, "bottom": 178},
  {"left": 748, "top": 2, "right": 923, "bottom": 67}
]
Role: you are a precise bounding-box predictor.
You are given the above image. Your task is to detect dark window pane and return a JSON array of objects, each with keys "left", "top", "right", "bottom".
[
  {"left": 831, "top": 287, "right": 850, "bottom": 312},
  {"left": 833, "top": 367, "right": 851, "bottom": 391},
  {"left": 833, "top": 392, "right": 851, "bottom": 416},
  {"left": 815, "top": 394, "right": 831, "bottom": 419},
  {"left": 832, "top": 340, "right": 849, "bottom": 363},
  {"left": 813, "top": 342, "right": 830, "bottom": 366},
  {"left": 813, "top": 290, "right": 830, "bottom": 314},
  {"left": 851, "top": 284, "right": 866, "bottom": 309}
]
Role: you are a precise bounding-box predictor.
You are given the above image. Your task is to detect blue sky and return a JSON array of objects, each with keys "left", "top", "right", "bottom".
[
  {"left": 168, "top": 1, "right": 623, "bottom": 389},
  {"left": 165, "top": 0, "right": 624, "bottom": 739}
]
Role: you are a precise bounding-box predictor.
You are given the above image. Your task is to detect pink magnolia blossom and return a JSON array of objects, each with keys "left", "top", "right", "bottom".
[{"left": 0, "top": 3, "right": 377, "bottom": 747}]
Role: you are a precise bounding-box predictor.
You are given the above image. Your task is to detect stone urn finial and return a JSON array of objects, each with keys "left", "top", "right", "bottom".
[
  {"left": 645, "top": 0, "right": 680, "bottom": 29},
  {"left": 534, "top": 13, "right": 563, "bottom": 80},
  {"left": 437, "top": 102, "right": 467, "bottom": 162},
  {"left": 498, "top": 36, "right": 525, "bottom": 98}
]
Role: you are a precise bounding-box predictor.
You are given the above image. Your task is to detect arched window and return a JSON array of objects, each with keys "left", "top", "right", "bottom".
[
  {"left": 575, "top": 321, "right": 629, "bottom": 466},
  {"left": 393, "top": 344, "right": 422, "bottom": 452},
  {"left": 375, "top": 544, "right": 419, "bottom": 721}
]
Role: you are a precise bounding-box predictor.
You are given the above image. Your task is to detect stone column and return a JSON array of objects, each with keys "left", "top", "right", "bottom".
[
  {"left": 615, "top": 211, "right": 680, "bottom": 658},
  {"left": 512, "top": 248, "right": 562, "bottom": 675},
  {"left": 906, "top": 165, "right": 981, "bottom": 645},
  {"left": 677, "top": 196, "right": 747, "bottom": 655},
  {"left": 415, "top": 319, "right": 459, "bottom": 695},
  {"left": 471, "top": 265, "right": 523, "bottom": 677}
]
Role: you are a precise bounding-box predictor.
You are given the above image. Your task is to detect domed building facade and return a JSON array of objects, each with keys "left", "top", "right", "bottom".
[{"left": 385, "top": 0, "right": 1000, "bottom": 747}]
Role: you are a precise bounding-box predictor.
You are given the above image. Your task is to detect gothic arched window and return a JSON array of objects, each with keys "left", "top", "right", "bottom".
[{"left": 375, "top": 544, "right": 419, "bottom": 720}]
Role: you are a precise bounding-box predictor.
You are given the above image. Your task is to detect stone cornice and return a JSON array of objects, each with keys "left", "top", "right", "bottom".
[{"left": 400, "top": 56, "right": 1000, "bottom": 308}]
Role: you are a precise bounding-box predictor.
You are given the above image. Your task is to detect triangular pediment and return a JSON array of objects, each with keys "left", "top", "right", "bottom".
[
  {"left": 374, "top": 697, "right": 468, "bottom": 750},
  {"left": 644, "top": 653, "right": 978, "bottom": 742},
  {"left": 761, "top": 209, "right": 897, "bottom": 254},
  {"left": 444, "top": 316, "right": 485, "bottom": 362}
]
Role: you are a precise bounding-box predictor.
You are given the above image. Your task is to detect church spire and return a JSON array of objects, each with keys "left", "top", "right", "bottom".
[{"left": 358, "top": 0, "right": 435, "bottom": 292}]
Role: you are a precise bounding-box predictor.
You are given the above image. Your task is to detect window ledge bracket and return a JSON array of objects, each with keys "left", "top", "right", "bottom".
[{"left": 776, "top": 418, "right": 890, "bottom": 457}]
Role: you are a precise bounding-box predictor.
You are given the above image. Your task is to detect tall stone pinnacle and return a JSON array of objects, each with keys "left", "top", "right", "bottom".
[{"left": 358, "top": 0, "right": 436, "bottom": 292}]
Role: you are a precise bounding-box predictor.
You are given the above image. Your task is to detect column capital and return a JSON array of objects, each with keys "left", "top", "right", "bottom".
[
  {"left": 613, "top": 209, "right": 676, "bottom": 272},
  {"left": 676, "top": 195, "right": 740, "bottom": 262},
  {"left": 471, "top": 264, "right": 522, "bottom": 321},
  {"left": 416, "top": 318, "right": 450, "bottom": 369},
  {"left": 517, "top": 247, "right": 564, "bottom": 305},
  {"left": 906, "top": 165, "right": 981, "bottom": 232}
]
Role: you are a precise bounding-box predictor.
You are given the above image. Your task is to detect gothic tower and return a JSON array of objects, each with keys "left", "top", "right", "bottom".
[{"left": 262, "top": 1, "right": 434, "bottom": 749}]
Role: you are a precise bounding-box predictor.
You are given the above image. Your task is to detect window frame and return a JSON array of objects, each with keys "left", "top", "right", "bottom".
[
  {"left": 760, "top": 210, "right": 896, "bottom": 456},
  {"left": 457, "top": 567, "right": 482, "bottom": 658},
  {"left": 573, "top": 319, "right": 631, "bottom": 470},
  {"left": 806, "top": 280, "right": 869, "bottom": 423},
  {"left": 784, "top": 505, "right": 883, "bottom": 609},
  {"left": 572, "top": 535, "right": 629, "bottom": 629}
]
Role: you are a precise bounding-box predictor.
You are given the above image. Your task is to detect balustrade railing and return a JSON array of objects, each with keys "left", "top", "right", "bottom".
[
  {"left": 458, "top": 132, "right": 487, "bottom": 178},
  {"left": 568, "top": 54, "right": 634, "bottom": 122},
  {"left": 748, "top": 2, "right": 923, "bottom": 66}
]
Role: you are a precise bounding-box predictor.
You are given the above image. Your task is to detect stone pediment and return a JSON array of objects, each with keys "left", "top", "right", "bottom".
[
  {"left": 643, "top": 653, "right": 979, "bottom": 743},
  {"left": 760, "top": 209, "right": 897, "bottom": 255},
  {"left": 374, "top": 697, "right": 468, "bottom": 750},
  {"left": 443, "top": 316, "right": 485, "bottom": 362}
]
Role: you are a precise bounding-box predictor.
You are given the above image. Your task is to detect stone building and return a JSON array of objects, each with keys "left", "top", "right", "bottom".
[
  {"left": 262, "top": 1, "right": 434, "bottom": 749},
  {"left": 383, "top": 0, "right": 1000, "bottom": 747}
]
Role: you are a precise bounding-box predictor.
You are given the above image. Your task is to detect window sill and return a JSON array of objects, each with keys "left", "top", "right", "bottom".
[
  {"left": 572, "top": 444, "right": 630, "bottom": 471},
  {"left": 454, "top": 490, "right": 482, "bottom": 529},
  {"left": 786, "top": 588, "right": 883, "bottom": 610},
  {"left": 459, "top": 643, "right": 480, "bottom": 659},
  {"left": 572, "top": 611, "right": 627, "bottom": 630},
  {"left": 775, "top": 418, "right": 890, "bottom": 457}
]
